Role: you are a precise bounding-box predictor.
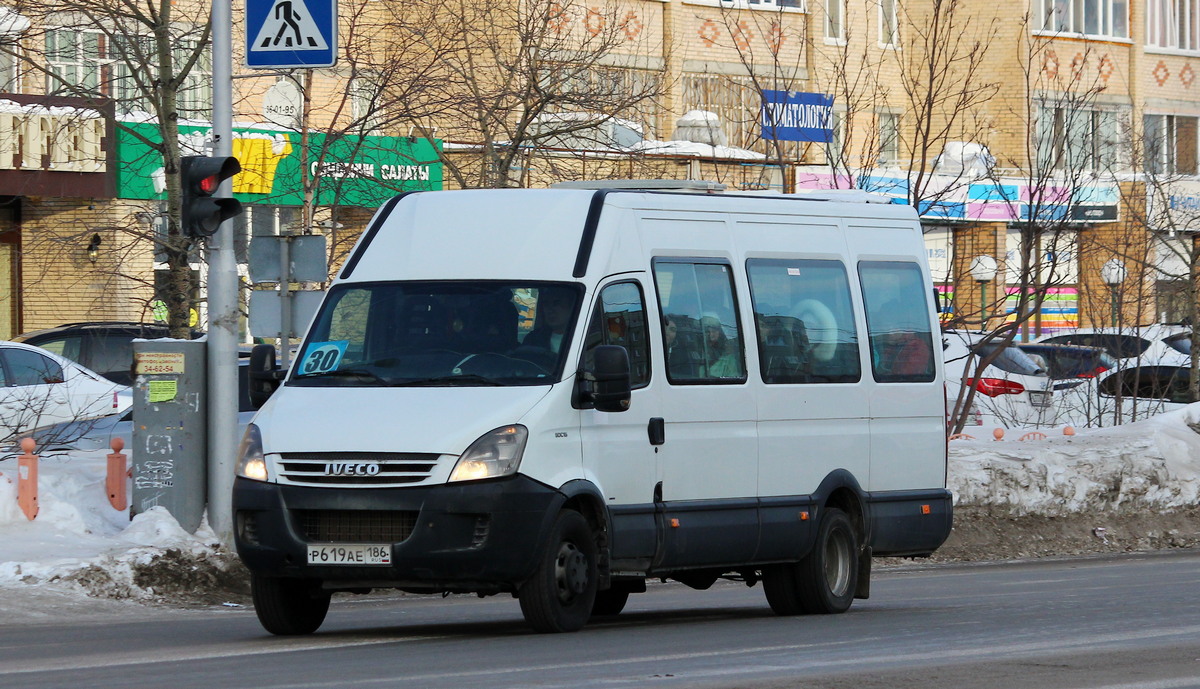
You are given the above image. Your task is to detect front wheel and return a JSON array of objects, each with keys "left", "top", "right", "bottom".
[
  {"left": 519, "top": 510, "right": 598, "bottom": 633},
  {"left": 251, "top": 575, "right": 331, "bottom": 635},
  {"left": 763, "top": 507, "right": 859, "bottom": 616}
]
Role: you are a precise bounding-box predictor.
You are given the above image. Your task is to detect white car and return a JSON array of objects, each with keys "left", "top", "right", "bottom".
[
  {"left": 1035, "top": 324, "right": 1192, "bottom": 369},
  {"left": 1055, "top": 364, "right": 1194, "bottom": 427},
  {"left": 0, "top": 341, "right": 130, "bottom": 441},
  {"left": 943, "top": 330, "right": 1055, "bottom": 430}
]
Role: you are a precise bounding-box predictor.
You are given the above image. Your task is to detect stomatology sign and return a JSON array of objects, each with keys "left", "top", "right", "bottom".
[{"left": 116, "top": 122, "right": 442, "bottom": 206}]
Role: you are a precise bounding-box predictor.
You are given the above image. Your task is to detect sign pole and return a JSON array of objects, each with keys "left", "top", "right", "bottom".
[{"left": 208, "top": 0, "right": 238, "bottom": 545}]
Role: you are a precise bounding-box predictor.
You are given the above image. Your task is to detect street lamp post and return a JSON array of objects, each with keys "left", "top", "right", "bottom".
[
  {"left": 969, "top": 255, "right": 998, "bottom": 330},
  {"left": 1101, "top": 258, "right": 1127, "bottom": 328}
]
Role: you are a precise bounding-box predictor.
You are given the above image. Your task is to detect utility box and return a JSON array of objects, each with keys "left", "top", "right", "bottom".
[{"left": 131, "top": 340, "right": 207, "bottom": 533}]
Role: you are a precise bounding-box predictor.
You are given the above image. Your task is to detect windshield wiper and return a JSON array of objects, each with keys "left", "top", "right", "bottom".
[
  {"left": 395, "top": 374, "right": 504, "bottom": 387},
  {"left": 295, "top": 368, "right": 388, "bottom": 384}
]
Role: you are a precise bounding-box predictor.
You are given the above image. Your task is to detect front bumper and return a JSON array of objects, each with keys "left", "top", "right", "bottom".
[{"left": 233, "top": 474, "right": 562, "bottom": 592}]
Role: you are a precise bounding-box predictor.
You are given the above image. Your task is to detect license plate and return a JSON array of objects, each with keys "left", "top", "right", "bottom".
[
  {"left": 1027, "top": 390, "right": 1051, "bottom": 408},
  {"left": 307, "top": 544, "right": 392, "bottom": 565}
]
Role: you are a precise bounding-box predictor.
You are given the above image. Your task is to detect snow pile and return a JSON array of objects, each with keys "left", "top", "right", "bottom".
[
  {"left": 0, "top": 449, "right": 228, "bottom": 600},
  {"left": 2, "top": 405, "right": 1200, "bottom": 602},
  {"left": 949, "top": 405, "right": 1200, "bottom": 515}
]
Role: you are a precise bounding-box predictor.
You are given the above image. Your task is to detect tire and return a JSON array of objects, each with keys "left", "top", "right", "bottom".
[
  {"left": 591, "top": 587, "right": 630, "bottom": 617},
  {"left": 519, "top": 510, "right": 598, "bottom": 633},
  {"left": 252, "top": 574, "right": 332, "bottom": 636},
  {"left": 763, "top": 508, "right": 859, "bottom": 616}
]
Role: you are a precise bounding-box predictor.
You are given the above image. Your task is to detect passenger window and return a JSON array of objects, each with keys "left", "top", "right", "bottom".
[
  {"left": 582, "top": 282, "right": 650, "bottom": 388},
  {"left": 859, "top": 261, "right": 936, "bottom": 383},
  {"left": 653, "top": 261, "right": 745, "bottom": 383},
  {"left": 88, "top": 335, "right": 135, "bottom": 376},
  {"left": 33, "top": 335, "right": 82, "bottom": 363},
  {"left": 746, "top": 259, "right": 860, "bottom": 383},
  {"left": 3, "top": 350, "right": 65, "bottom": 386}
]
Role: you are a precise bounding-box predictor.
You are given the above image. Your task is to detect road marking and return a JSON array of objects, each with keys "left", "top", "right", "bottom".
[{"left": 0, "top": 635, "right": 443, "bottom": 676}]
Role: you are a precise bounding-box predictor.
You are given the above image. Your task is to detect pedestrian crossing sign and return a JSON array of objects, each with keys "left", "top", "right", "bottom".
[{"left": 245, "top": 0, "right": 337, "bottom": 68}]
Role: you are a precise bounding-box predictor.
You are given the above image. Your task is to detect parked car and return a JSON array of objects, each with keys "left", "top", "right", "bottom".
[
  {"left": 1035, "top": 324, "right": 1192, "bottom": 369},
  {"left": 1056, "top": 364, "right": 1195, "bottom": 427},
  {"left": 24, "top": 359, "right": 259, "bottom": 454},
  {"left": 0, "top": 341, "right": 130, "bottom": 442},
  {"left": 943, "top": 330, "right": 1055, "bottom": 429},
  {"left": 14, "top": 322, "right": 202, "bottom": 386}
]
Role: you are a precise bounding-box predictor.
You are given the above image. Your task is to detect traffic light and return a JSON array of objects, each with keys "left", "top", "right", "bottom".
[{"left": 181, "top": 156, "right": 243, "bottom": 238}]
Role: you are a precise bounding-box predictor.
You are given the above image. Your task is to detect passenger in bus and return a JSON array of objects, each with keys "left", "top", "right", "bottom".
[{"left": 701, "top": 313, "right": 742, "bottom": 378}]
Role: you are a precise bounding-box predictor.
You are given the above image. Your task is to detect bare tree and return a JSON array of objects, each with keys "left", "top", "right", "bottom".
[
  {"left": 381, "top": 0, "right": 667, "bottom": 189},
  {"left": 0, "top": 0, "right": 213, "bottom": 337}
]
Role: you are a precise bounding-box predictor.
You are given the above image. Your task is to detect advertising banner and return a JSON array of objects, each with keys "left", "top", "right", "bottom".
[{"left": 117, "top": 122, "right": 442, "bottom": 207}]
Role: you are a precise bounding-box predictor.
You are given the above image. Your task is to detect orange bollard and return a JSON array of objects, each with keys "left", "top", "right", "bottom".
[
  {"left": 1063, "top": 426, "right": 1075, "bottom": 436},
  {"left": 992, "top": 427, "right": 1005, "bottom": 441},
  {"left": 107, "top": 437, "right": 127, "bottom": 511},
  {"left": 17, "top": 437, "right": 37, "bottom": 521}
]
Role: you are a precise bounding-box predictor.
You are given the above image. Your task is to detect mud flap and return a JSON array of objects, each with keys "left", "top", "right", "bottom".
[{"left": 854, "top": 546, "right": 872, "bottom": 599}]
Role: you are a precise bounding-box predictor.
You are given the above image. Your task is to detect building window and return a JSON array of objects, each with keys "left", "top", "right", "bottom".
[
  {"left": 45, "top": 29, "right": 210, "bottom": 117},
  {"left": 878, "top": 112, "right": 899, "bottom": 166},
  {"left": 879, "top": 0, "right": 899, "bottom": 46},
  {"left": 825, "top": 0, "right": 845, "bottom": 40},
  {"left": 682, "top": 74, "right": 760, "bottom": 151},
  {"left": 45, "top": 29, "right": 101, "bottom": 97},
  {"left": 176, "top": 39, "right": 212, "bottom": 120},
  {"left": 721, "top": 0, "right": 806, "bottom": 9},
  {"left": 350, "top": 74, "right": 385, "bottom": 134},
  {"left": 0, "top": 47, "right": 18, "bottom": 92},
  {"left": 1037, "top": 106, "right": 1129, "bottom": 172},
  {"left": 824, "top": 110, "right": 844, "bottom": 164},
  {"left": 1036, "top": 0, "right": 1128, "bottom": 37},
  {"left": 1147, "top": 0, "right": 1198, "bottom": 49},
  {"left": 1145, "top": 114, "right": 1199, "bottom": 174}
]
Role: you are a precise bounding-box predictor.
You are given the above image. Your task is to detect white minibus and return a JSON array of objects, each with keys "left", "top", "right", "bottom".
[{"left": 234, "top": 182, "right": 952, "bottom": 635}]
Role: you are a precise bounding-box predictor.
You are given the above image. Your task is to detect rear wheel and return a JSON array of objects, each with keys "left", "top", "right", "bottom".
[
  {"left": 252, "top": 575, "right": 331, "bottom": 635},
  {"left": 519, "top": 510, "right": 598, "bottom": 633},
  {"left": 763, "top": 508, "right": 858, "bottom": 616}
]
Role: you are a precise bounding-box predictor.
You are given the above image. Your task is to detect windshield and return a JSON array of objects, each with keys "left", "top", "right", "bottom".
[{"left": 291, "top": 281, "right": 583, "bottom": 387}]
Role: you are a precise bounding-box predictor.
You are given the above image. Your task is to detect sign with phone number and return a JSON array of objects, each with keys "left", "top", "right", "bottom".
[{"left": 134, "top": 352, "right": 186, "bottom": 375}]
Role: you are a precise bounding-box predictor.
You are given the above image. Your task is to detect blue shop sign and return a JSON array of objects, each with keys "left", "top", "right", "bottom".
[{"left": 760, "top": 91, "right": 834, "bottom": 143}]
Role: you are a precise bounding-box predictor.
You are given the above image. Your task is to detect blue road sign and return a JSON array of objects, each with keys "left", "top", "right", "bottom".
[{"left": 245, "top": 0, "right": 337, "bottom": 69}]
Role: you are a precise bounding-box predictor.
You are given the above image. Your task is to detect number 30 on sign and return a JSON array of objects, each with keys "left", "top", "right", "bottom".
[{"left": 300, "top": 340, "right": 348, "bottom": 375}]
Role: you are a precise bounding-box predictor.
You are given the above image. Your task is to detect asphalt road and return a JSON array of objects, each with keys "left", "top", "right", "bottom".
[{"left": 2, "top": 551, "right": 1198, "bottom": 689}]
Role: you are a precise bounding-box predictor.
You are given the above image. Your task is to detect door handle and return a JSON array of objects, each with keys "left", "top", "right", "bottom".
[{"left": 648, "top": 417, "right": 665, "bottom": 445}]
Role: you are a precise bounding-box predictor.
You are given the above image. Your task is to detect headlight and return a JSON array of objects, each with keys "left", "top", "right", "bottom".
[
  {"left": 448, "top": 425, "right": 528, "bottom": 482},
  {"left": 236, "top": 423, "right": 269, "bottom": 481}
]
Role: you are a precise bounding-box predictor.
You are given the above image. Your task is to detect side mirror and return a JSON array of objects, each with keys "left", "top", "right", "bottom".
[
  {"left": 579, "top": 344, "right": 632, "bottom": 413},
  {"left": 247, "top": 344, "right": 283, "bottom": 409}
]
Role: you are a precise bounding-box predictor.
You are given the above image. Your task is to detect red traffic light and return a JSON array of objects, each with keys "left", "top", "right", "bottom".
[{"left": 181, "top": 156, "right": 243, "bottom": 237}]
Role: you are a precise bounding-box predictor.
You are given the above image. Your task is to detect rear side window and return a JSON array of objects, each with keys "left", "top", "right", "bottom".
[
  {"left": 746, "top": 258, "right": 860, "bottom": 383},
  {"left": 3, "top": 349, "right": 65, "bottom": 386},
  {"left": 860, "top": 261, "right": 936, "bottom": 383},
  {"left": 88, "top": 334, "right": 136, "bottom": 376},
  {"left": 29, "top": 335, "right": 82, "bottom": 363},
  {"left": 654, "top": 260, "right": 745, "bottom": 383},
  {"left": 1165, "top": 333, "right": 1192, "bottom": 355},
  {"left": 583, "top": 282, "right": 651, "bottom": 388},
  {"left": 1099, "top": 366, "right": 1189, "bottom": 403},
  {"left": 979, "top": 343, "right": 1045, "bottom": 376}
]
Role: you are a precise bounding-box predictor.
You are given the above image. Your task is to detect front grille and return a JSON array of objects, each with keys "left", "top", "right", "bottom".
[
  {"left": 295, "top": 509, "right": 419, "bottom": 543},
  {"left": 277, "top": 452, "right": 440, "bottom": 487}
]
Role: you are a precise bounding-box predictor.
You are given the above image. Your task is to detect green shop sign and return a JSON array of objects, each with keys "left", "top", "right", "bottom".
[{"left": 117, "top": 122, "right": 442, "bottom": 206}]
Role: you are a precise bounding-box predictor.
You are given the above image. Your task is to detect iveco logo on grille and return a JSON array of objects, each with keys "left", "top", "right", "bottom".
[{"left": 325, "top": 462, "right": 382, "bottom": 476}]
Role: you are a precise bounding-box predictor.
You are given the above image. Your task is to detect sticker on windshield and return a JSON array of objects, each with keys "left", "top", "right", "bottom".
[{"left": 299, "top": 341, "right": 349, "bottom": 375}]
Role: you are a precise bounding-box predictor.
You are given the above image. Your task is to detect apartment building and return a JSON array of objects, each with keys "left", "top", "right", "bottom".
[{"left": 0, "top": 0, "right": 1196, "bottom": 338}]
